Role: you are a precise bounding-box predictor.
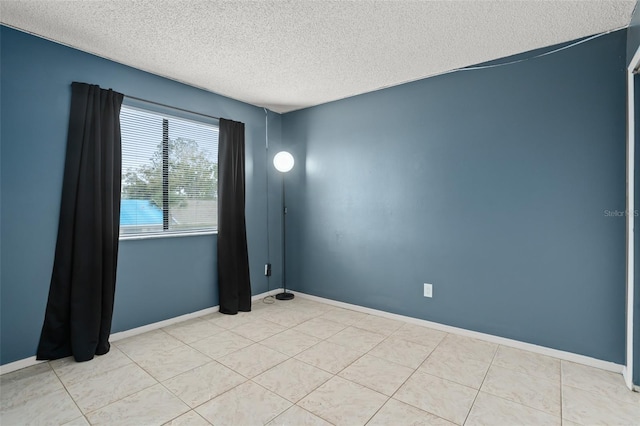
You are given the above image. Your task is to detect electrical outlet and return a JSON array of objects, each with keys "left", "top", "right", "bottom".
[{"left": 423, "top": 283, "right": 433, "bottom": 298}]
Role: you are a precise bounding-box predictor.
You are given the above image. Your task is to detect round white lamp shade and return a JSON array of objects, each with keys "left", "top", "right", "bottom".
[{"left": 273, "top": 151, "right": 294, "bottom": 173}]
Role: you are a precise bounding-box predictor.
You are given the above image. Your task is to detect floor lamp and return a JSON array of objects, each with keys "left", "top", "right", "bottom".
[{"left": 273, "top": 151, "right": 295, "bottom": 300}]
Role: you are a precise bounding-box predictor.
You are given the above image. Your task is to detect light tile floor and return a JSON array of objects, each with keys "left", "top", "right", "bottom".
[{"left": 1, "top": 297, "right": 639, "bottom": 425}]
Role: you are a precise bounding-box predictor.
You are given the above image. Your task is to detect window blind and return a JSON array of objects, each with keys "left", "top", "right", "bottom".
[{"left": 120, "top": 105, "right": 219, "bottom": 237}]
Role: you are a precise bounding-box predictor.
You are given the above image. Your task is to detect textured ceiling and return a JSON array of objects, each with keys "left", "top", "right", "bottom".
[{"left": 0, "top": 1, "right": 636, "bottom": 113}]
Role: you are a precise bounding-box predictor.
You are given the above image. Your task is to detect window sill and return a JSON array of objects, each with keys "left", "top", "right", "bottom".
[{"left": 119, "top": 230, "right": 218, "bottom": 241}]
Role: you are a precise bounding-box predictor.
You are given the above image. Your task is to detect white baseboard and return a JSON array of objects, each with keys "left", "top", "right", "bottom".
[
  {"left": 622, "top": 366, "right": 635, "bottom": 391},
  {"left": 109, "top": 288, "right": 283, "bottom": 343},
  {"left": 109, "top": 306, "right": 220, "bottom": 342},
  {"left": 0, "top": 356, "right": 46, "bottom": 376},
  {"left": 291, "top": 291, "right": 625, "bottom": 375},
  {"left": 1, "top": 288, "right": 627, "bottom": 379},
  {"left": 0, "top": 289, "right": 282, "bottom": 376}
]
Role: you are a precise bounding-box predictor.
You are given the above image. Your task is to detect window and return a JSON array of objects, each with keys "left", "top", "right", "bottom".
[{"left": 119, "top": 104, "right": 219, "bottom": 237}]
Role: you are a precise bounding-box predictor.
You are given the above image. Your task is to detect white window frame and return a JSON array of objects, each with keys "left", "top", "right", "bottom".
[
  {"left": 624, "top": 46, "right": 639, "bottom": 391},
  {"left": 119, "top": 102, "right": 219, "bottom": 240}
]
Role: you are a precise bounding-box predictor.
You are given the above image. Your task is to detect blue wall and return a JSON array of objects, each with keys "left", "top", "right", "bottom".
[
  {"left": 282, "top": 31, "right": 628, "bottom": 364},
  {"left": 0, "top": 26, "right": 285, "bottom": 365}
]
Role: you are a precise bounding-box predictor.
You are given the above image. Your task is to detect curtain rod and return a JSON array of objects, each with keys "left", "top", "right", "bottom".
[{"left": 124, "top": 94, "right": 221, "bottom": 121}]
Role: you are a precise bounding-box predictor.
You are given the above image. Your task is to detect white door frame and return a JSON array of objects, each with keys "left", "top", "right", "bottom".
[{"left": 624, "top": 45, "right": 640, "bottom": 391}]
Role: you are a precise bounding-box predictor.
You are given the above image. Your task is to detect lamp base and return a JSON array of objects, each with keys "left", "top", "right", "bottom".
[{"left": 275, "top": 292, "right": 294, "bottom": 301}]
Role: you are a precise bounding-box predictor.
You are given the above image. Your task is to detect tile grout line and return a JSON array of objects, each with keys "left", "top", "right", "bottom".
[
  {"left": 53, "top": 348, "right": 162, "bottom": 420},
  {"left": 256, "top": 304, "right": 332, "bottom": 423},
  {"left": 360, "top": 326, "right": 427, "bottom": 426},
  {"left": 187, "top": 375, "right": 250, "bottom": 413},
  {"left": 47, "top": 361, "right": 87, "bottom": 424},
  {"left": 189, "top": 309, "right": 336, "bottom": 425},
  {"left": 475, "top": 386, "right": 564, "bottom": 421},
  {"left": 116, "top": 333, "right": 220, "bottom": 423},
  {"left": 291, "top": 400, "right": 339, "bottom": 425},
  {"left": 213, "top": 309, "right": 451, "bottom": 424},
  {"left": 366, "top": 330, "right": 454, "bottom": 426},
  {"left": 84, "top": 366, "right": 159, "bottom": 419},
  {"left": 279, "top": 310, "right": 384, "bottom": 425},
  {"left": 154, "top": 379, "right": 193, "bottom": 423},
  {"left": 293, "top": 347, "right": 371, "bottom": 425},
  {"left": 461, "top": 343, "right": 500, "bottom": 425},
  {"left": 248, "top": 378, "right": 296, "bottom": 424},
  {"left": 560, "top": 380, "right": 640, "bottom": 407},
  {"left": 161, "top": 409, "right": 211, "bottom": 426},
  {"left": 469, "top": 346, "right": 568, "bottom": 423},
  {"left": 488, "top": 347, "right": 564, "bottom": 382}
]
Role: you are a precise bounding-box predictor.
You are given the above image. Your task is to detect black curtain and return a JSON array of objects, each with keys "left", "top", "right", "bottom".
[
  {"left": 37, "top": 83, "right": 124, "bottom": 362},
  {"left": 217, "top": 119, "right": 252, "bottom": 314}
]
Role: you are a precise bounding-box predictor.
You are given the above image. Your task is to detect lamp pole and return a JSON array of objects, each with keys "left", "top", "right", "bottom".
[{"left": 273, "top": 151, "right": 294, "bottom": 301}]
